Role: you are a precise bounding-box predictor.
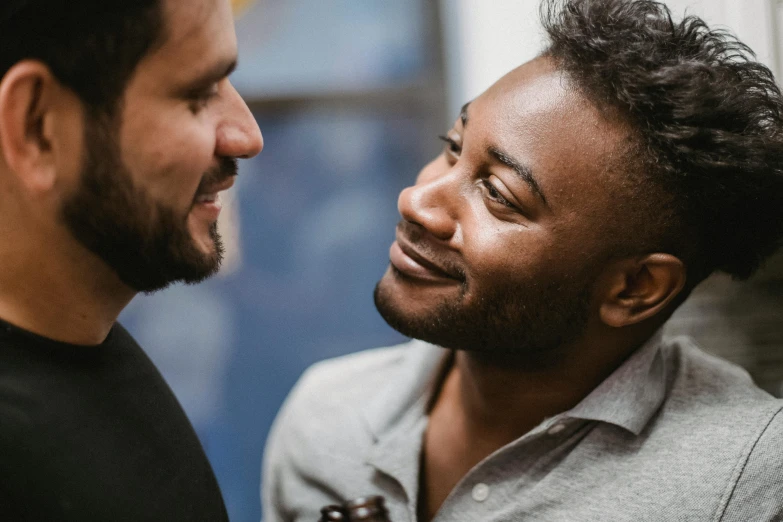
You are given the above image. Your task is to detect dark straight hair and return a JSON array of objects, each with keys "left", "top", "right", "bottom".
[{"left": 0, "top": 0, "right": 166, "bottom": 115}]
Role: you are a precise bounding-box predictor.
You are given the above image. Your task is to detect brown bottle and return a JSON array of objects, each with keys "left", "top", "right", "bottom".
[
  {"left": 318, "top": 505, "right": 349, "bottom": 522},
  {"left": 344, "top": 496, "right": 392, "bottom": 522}
]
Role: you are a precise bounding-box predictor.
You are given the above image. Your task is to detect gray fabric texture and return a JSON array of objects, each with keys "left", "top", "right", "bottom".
[{"left": 262, "top": 334, "right": 783, "bottom": 522}]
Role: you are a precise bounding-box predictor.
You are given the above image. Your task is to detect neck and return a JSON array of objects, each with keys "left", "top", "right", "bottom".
[
  {"left": 439, "top": 326, "right": 645, "bottom": 444},
  {"left": 0, "top": 224, "right": 135, "bottom": 345},
  {"left": 420, "top": 325, "right": 659, "bottom": 521}
]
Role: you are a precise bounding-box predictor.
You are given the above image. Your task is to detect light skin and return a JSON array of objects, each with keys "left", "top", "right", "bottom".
[
  {"left": 0, "top": 0, "right": 263, "bottom": 345},
  {"left": 375, "top": 57, "right": 686, "bottom": 520}
]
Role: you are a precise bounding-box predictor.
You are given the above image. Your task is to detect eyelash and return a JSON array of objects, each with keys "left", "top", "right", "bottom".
[
  {"left": 480, "top": 179, "right": 515, "bottom": 208},
  {"left": 438, "top": 134, "right": 461, "bottom": 155},
  {"left": 437, "top": 135, "right": 517, "bottom": 210},
  {"left": 188, "top": 87, "right": 219, "bottom": 112}
]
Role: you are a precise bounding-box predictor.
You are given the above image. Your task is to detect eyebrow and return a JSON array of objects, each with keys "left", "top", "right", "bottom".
[
  {"left": 460, "top": 102, "right": 470, "bottom": 127},
  {"left": 488, "top": 146, "right": 549, "bottom": 206},
  {"left": 184, "top": 57, "right": 238, "bottom": 93},
  {"left": 459, "top": 101, "right": 548, "bottom": 206}
]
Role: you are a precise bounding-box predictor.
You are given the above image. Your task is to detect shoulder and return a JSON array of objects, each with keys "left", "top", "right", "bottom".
[
  {"left": 663, "top": 335, "right": 776, "bottom": 408},
  {"left": 718, "top": 406, "right": 783, "bottom": 520},
  {"left": 291, "top": 340, "right": 432, "bottom": 399},
  {"left": 262, "top": 340, "right": 443, "bottom": 519},
  {"left": 654, "top": 337, "right": 783, "bottom": 515},
  {"left": 659, "top": 335, "right": 781, "bottom": 438},
  {"left": 293, "top": 342, "right": 417, "bottom": 400},
  {"left": 272, "top": 339, "right": 441, "bottom": 441}
]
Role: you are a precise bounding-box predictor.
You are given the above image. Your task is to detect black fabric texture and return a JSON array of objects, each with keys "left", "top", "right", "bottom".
[{"left": 0, "top": 317, "right": 228, "bottom": 521}]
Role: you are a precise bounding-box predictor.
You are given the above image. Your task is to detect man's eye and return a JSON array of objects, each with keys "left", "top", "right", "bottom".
[
  {"left": 438, "top": 134, "right": 462, "bottom": 156},
  {"left": 188, "top": 87, "right": 219, "bottom": 112},
  {"left": 481, "top": 179, "right": 515, "bottom": 209}
]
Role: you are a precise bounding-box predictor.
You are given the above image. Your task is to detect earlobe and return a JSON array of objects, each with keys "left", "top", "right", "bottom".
[
  {"left": 599, "top": 253, "right": 687, "bottom": 328},
  {"left": 0, "top": 61, "right": 61, "bottom": 193}
]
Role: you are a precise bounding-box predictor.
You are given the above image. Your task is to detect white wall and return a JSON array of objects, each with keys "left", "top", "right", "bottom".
[
  {"left": 439, "top": 0, "right": 544, "bottom": 117},
  {"left": 440, "top": 0, "right": 781, "bottom": 119},
  {"left": 665, "top": 0, "right": 777, "bottom": 71}
]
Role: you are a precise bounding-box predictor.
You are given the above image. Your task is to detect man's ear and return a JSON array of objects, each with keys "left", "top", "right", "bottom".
[
  {"left": 0, "top": 60, "right": 81, "bottom": 194},
  {"left": 598, "top": 253, "right": 687, "bottom": 327}
]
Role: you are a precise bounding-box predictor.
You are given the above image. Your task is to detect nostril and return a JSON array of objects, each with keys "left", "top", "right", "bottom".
[{"left": 399, "top": 200, "right": 457, "bottom": 242}]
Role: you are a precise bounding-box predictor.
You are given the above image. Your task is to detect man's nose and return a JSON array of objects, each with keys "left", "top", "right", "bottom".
[
  {"left": 215, "top": 81, "right": 264, "bottom": 159},
  {"left": 397, "top": 163, "right": 459, "bottom": 241}
]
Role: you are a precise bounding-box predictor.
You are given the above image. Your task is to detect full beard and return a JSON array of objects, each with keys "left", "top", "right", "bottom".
[
  {"left": 60, "top": 112, "right": 234, "bottom": 293},
  {"left": 374, "top": 267, "right": 594, "bottom": 368}
]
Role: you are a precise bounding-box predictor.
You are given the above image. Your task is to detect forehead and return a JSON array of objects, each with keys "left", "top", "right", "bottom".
[
  {"left": 137, "top": 0, "right": 237, "bottom": 80},
  {"left": 471, "top": 57, "right": 630, "bottom": 211}
]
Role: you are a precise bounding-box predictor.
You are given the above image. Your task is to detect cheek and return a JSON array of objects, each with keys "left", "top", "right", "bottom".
[
  {"left": 120, "top": 110, "right": 217, "bottom": 206},
  {"left": 55, "top": 111, "right": 88, "bottom": 196},
  {"left": 462, "top": 217, "right": 560, "bottom": 290}
]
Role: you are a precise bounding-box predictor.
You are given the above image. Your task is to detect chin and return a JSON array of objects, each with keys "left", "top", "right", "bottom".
[
  {"left": 194, "top": 236, "right": 219, "bottom": 256},
  {"left": 374, "top": 275, "right": 447, "bottom": 338},
  {"left": 375, "top": 271, "right": 428, "bottom": 314},
  {"left": 187, "top": 220, "right": 219, "bottom": 253}
]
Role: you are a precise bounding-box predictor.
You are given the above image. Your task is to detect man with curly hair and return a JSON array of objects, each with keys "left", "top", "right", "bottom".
[{"left": 262, "top": 1, "right": 783, "bottom": 520}]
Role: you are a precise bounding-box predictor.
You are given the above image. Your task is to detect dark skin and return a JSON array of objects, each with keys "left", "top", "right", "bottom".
[{"left": 377, "top": 57, "right": 687, "bottom": 520}]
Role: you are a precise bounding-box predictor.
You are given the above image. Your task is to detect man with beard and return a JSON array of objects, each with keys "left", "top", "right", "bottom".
[
  {"left": 262, "top": 1, "right": 783, "bottom": 521},
  {"left": 0, "top": 0, "right": 262, "bottom": 520}
]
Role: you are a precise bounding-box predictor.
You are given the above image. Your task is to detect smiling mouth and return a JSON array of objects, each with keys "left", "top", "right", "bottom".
[
  {"left": 195, "top": 193, "right": 219, "bottom": 204},
  {"left": 389, "top": 237, "right": 462, "bottom": 283},
  {"left": 192, "top": 176, "right": 235, "bottom": 208}
]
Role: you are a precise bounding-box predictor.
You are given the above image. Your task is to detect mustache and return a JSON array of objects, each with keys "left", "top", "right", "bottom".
[
  {"left": 196, "top": 157, "right": 238, "bottom": 193},
  {"left": 396, "top": 220, "right": 466, "bottom": 281}
]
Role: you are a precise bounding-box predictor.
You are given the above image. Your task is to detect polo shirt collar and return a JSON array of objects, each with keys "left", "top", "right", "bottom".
[
  {"left": 362, "top": 329, "right": 667, "bottom": 444},
  {"left": 566, "top": 328, "right": 667, "bottom": 435}
]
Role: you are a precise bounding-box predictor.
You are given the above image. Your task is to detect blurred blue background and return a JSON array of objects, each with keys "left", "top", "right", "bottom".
[{"left": 119, "top": 0, "right": 783, "bottom": 520}]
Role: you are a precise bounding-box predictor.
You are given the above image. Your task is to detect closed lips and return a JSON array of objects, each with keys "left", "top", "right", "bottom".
[{"left": 394, "top": 236, "right": 462, "bottom": 280}]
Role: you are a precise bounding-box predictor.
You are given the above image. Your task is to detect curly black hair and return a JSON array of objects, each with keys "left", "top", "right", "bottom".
[{"left": 542, "top": 0, "right": 783, "bottom": 284}]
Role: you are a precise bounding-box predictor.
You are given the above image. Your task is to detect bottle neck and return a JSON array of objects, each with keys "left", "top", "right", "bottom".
[
  {"left": 345, "top": 496, "right": 391, "bottom": 522},
  {"left": 319, "top": 505, "right": 348, "bottom": 522}
]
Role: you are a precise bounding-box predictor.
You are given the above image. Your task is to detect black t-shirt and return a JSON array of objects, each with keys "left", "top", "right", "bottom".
[{"left": 0, "top": 318, "right": 228, "bottom": 521}]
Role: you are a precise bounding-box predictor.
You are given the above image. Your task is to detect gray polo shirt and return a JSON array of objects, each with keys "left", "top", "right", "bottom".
[{"left": 262, "top": 334, "right": 783, "bottom": 521}]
